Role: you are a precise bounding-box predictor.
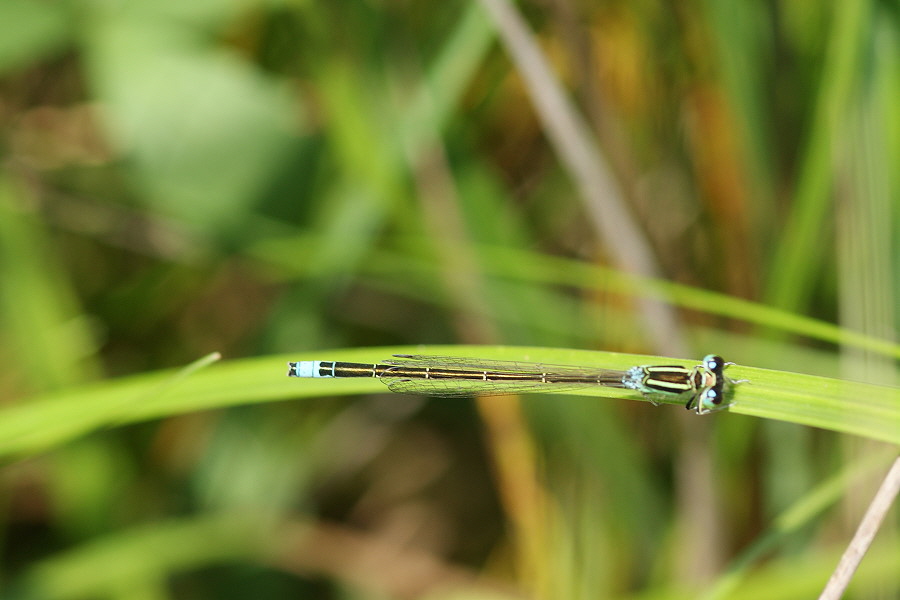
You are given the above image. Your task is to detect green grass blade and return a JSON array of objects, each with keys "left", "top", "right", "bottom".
[
  {"left": 0, "top": 178, "right": 102, "bottom": 390},
  {"left": 473, "top": 247, "right": 900, "bottom": 360},
  {"left": 22, "top": 512, "right": 281, "bottom": 600},
  {"left": 0, "top": 353, "right": 223, "bottom": 459},
  {"left": 1, "top": 347, "right": 897, "bottom": 462},
  {"left": 250, "top": 237, "right": 900, "bottom": 360},
  {"left": 723, "top": 361, "right": 898, "bottom": 444},
  {"left": 701, "top": 448, "right": 898, "bottom": 600},
  {"left": 765, "top": 0, "right": 871, "bottom": 310}
]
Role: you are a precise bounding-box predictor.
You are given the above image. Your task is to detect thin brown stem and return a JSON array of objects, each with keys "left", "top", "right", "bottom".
[{"left": 818, "top": 455, "right": 900, "bottom": 600}]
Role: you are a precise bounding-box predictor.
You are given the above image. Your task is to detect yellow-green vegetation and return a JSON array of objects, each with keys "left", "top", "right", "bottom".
[{"left": 0, "top": 0, "right": 897, "bottom": 599}]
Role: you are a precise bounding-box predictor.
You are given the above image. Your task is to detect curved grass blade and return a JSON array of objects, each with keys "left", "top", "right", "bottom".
[{"left": 0, "top": 346, "right": 897, "bottom": 462}]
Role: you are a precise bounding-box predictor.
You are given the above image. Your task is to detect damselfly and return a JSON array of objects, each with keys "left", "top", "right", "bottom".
[{"left": 287, "top": 354, "right": 746, "bottom": 414}]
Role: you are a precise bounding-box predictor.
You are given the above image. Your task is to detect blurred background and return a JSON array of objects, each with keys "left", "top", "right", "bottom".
[{"left": 0, "top": 0, "right": 897, "bottom": 598}]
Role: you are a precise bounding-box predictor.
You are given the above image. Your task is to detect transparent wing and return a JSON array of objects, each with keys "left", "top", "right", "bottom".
[
  {"left": 379, "top": 355, "right": 627, "bottom": 398},
  {"left": 382, "top": 375, "right": 613, "bottom": 397},
  {"left": 384, "top": 354, "right": 626, "bottom": 377}
]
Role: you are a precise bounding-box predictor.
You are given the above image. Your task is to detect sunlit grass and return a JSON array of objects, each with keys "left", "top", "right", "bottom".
[
  {"left": 0, "top": 0, "right": 897, "bottom": 598},
  {"left": 2, "top": 346, "right": 896, "bottom": 458}
]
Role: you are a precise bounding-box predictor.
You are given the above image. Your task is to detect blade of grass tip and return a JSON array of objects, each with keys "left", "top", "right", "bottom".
[
  {"left": 702, "top": 448, "right": 898, "bottom": 600},
  {"left": 817, "top": 456, "right": 900, "bottom": 600},
  {"left": 105, "top": 352, "right": 224, "bottom": 425},
  {"left": 148, "top": 352, "right": 223, "bottom": 394},
  {"left": 83, "top": 351, "right": 223, "bottom": 425},
  {"left": 0, "top": 352, "right": 222, "bottom": 459},
  {"left": 476, "top": 0, "right": 687, "bottom": 357}
]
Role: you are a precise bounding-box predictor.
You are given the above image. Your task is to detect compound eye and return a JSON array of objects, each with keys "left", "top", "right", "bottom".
[
  {"left": 704, "top": 388, "right": 721, "bottom": 406},
  {"left": 703, "top": 354, "right": 725, "bottom": 373}
]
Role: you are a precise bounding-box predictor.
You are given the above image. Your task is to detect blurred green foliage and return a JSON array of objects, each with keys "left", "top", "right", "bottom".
[{"left": 0, "top": 0, "right": 897, "bottom": 599}]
